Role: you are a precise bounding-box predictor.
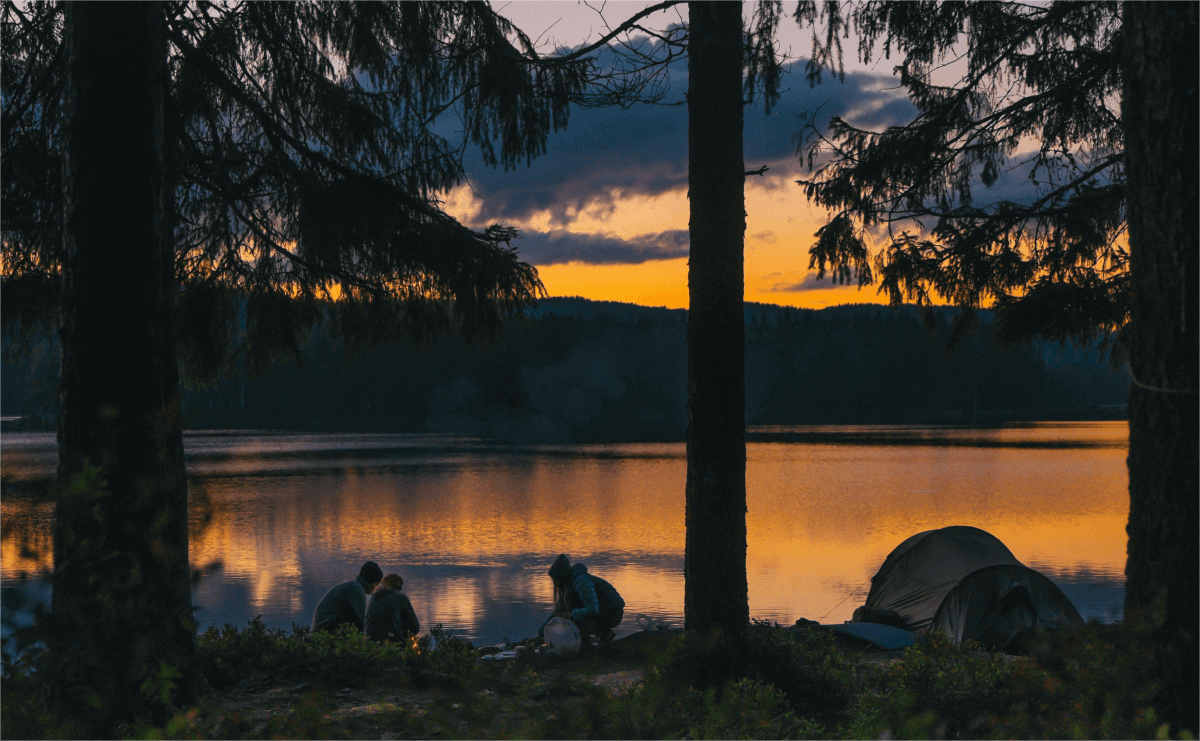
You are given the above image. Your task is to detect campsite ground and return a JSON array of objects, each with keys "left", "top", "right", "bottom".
[
  {"left": 1, "top": 621, "right": 1188, "bottom": 739},
  {"left": 160, "top": 643, "right": 663, "bottom": 739},
  {"left": 135, "top": 628, "right": 926, "bottom": 740}
]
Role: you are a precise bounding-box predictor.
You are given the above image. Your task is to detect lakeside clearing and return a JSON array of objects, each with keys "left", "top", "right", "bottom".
[{"left": 5, "top": 619, "right": 1185, "bottom": 739}]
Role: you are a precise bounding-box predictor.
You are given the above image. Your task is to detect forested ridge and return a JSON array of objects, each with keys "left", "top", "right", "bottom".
[{"left": 2, "top": 298, "right": 1127, "bottom": 442}]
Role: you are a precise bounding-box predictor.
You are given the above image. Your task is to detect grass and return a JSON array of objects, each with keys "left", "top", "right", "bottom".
[{"left": 2, "top": 618, "right": 1195, "bottom": 739}]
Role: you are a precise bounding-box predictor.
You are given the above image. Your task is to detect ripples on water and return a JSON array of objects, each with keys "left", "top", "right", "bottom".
[{"left": 1, "top": 422, "right": 1128, "bottom": 646}]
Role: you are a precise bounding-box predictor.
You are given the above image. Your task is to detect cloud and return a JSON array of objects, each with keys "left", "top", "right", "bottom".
[
  {"left": 513, "top": 228, "right": 689, "bottom": 266},
  {"left": 751, "top": 230, "right": 777, "bottom": 244},
  {"left": 767, "top": 272, "right": 852, "bottom": 292},
  {"left": 451, "top": 57, "right": 919, "bottom": 229}
]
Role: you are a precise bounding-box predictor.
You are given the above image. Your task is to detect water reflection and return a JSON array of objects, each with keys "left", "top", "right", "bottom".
[{"left": 1, "top": 422, "right": 1128, "bottom": 645}]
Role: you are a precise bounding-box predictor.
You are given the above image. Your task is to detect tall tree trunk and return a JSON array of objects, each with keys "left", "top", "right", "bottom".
[
  {"left": 685, "top": 0, "right": 749, "bottom": 637},
  {"left": 53, "top": 2, "right": 193, "bottom": 730},
  {"left": 1121, "top": 1, "right": 1199, "bottom": 734}
]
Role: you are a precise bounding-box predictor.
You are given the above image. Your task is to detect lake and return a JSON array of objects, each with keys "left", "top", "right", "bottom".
[{"left": 1, "top": 422, "right": 1129, "bottom": 647}]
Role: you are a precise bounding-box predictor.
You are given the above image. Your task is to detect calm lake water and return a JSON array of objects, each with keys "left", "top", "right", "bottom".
[{"left": 1, "top": 422, "right": 1129, "bottom": 646}]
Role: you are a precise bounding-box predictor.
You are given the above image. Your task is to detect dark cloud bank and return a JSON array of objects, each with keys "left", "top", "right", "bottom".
[
  {"left": 448, "top": 53, "right": 1056, "bottom": 271},
  {"left": 769, "top": 272, "right": 845, "bottom": 292},
  {"left": 455, "top": 58, "right": 920, "bottom": 233},
  {"left": 513, "top": 228, "right": 689, "bottom": 266}
]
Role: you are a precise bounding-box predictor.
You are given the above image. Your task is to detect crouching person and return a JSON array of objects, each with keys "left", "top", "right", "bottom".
[
  {"left": 365, "top": 573, "right": 421, "bottom": 644},
  {"left": 539, "top": 554, "right": 625, "bottom": 643},
  {"left": 311, "top": 561, "right": 383, "bottom": 635}
]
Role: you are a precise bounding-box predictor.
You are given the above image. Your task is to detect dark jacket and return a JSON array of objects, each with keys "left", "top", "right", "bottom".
[
  {"left": 540, "top": 563, "right": 625, "bottom": 634},
  {"left": 364, "top": 587, "right": 420, "bottom": 643},
  {"left": 311, "top": 575, "right": 372, "bottom": 634}
]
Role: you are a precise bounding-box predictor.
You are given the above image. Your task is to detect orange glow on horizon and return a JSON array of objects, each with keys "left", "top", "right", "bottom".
[{"left": 447, "top": 178, "right": 900, "bottom": 311}]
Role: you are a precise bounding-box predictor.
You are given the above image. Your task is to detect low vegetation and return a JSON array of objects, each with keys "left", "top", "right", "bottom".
[{"left": 2, "top": 619, "right": 1192, "bottom": 739}]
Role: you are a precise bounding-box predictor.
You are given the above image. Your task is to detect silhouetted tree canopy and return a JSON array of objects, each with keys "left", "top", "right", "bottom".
[
  {"left": 795, "top": 1, "right": 1126, "bottom": 350},
  {"left": 1, "top": 1, "right": 627, "bottom": 378}
]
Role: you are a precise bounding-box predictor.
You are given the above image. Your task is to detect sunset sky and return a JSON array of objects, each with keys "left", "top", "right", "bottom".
[{"left": 433, "top": 2, "right": 951, "bottom": 309}]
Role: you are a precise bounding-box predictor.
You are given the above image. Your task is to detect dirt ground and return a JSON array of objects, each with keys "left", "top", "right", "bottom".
[{"left": 187, "top": 636, "right": 661, "bottom": 739}]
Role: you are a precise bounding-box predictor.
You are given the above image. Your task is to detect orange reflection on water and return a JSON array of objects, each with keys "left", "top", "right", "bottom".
[
  {"left": 3, "top": 423, "right": 1129, "bottom": 642},
  {"left": 744, "top": 433, "right": 1129, "bottom": 623},
  {"left": 0, "top": 499, "right": 54, "bottom": 581},
  {"left": 185, "top": 447, "right": 689, "bottom": 636}
]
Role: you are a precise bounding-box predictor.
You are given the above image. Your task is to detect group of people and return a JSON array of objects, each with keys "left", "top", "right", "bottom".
[
  {"left": 310, "top": 554, "right": 625, "bottom": 646},
  {"left": 310, "top": 561, "right": 420, "bottom": 643}
]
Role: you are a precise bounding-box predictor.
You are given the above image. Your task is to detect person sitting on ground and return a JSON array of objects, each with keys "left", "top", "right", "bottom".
[
  {"left": 364, "top": 573, "right": 421, "bottom": 644},
  {"left": 311, "top": 561, "right": 383, "bottom": 635},
  {"left": 538, "top": 553, "right": 625, "bottom": 643}
]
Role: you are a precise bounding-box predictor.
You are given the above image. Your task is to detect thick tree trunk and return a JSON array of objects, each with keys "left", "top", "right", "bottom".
[
  {"left": 684, "top": 1, "right": 749, "bottom": 637},
  {"left": 54, "top": 2, "right": 193, "bottom": 729},
  {"left": 1121, "top": 2, "right": 1199, "bottom": 734}
]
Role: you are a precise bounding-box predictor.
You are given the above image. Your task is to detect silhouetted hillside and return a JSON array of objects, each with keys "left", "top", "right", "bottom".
[{"left": 1, "top": 298, "right": 1129, "bottom": 441}]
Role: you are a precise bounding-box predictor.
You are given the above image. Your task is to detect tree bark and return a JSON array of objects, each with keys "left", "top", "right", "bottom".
[
  {"left": 684, "top": 0, "right": 749, "bottom": 637},
  {"left": 54, "top": 2, "right": 193, "bottom": 729},
  {"left": 1121, "top": 1, "right": 1199, "bottom": 734}
]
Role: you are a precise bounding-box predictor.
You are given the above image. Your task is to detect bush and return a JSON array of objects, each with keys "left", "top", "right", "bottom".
[
  {"left": 0, "top": 644, "right": 68, "bottom": 739},
  {"left": 197, "top": 618, "right": 474, "bottom": 690},
  {"left": 406, "top": 625, "right": 478, "bottom": 688},
  {"left": 605, "top": 675, "right": 826, "bottom": 740},
  {"left": 982, "top": 623, "right": 1195, "bottom": 740},
  {"left": 841, "top": 624, "right": 1197, "bottom": 740},
  {"left": 652, "top": 622, "right": 853, "bottom": 728},
  {"left": 840, "top": 632, "right": 1016, "bottom": 739}
]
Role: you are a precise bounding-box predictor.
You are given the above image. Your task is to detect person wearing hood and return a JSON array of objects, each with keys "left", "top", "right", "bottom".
[
  {"left": 365, "top": 573, "right": 421, "bottom": 643},
  {"left": 311, "top": 561, "right": 383, "bottom": 634},
  {"left": 538, "top": 553, "right": 625, "bottom": 643}
]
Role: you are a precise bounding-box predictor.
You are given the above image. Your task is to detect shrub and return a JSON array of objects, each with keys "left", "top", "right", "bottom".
[
  {"left": 196, "top": 618, "right": 473, "bottom": 690},
  {"left": 606, "top": 675, "right": 826, "bottom": 740},
  {"left": 982, "top": 623, "right": 1196, "bottom": 740},
  {"left": 840, "top": 632, "right": 1015, "bottom": 739},
  {"left": 841, "top": 624, "right": 1197, "bottom": 740},
  {"left": 651, "top": 622, "right": 854, "bottom": 729},
  {"left": 406, "top": 625, "right": 478, "bottom": 688}
]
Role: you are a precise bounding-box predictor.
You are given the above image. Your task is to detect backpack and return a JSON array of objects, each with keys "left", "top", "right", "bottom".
[{"left": 588, "top": 574, "right": 625, "bottom": 614}]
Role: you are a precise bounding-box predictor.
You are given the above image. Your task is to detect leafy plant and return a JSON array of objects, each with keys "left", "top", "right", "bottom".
[
  {"left": 196, "top": 617, "right": 472, "bottom": 690},
  {"left": 650, "top": 622, "right": 854, "bottom": 728}
]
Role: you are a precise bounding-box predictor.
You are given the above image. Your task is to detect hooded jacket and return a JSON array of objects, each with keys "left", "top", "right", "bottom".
[
  {"left": 364, "top": 587, "right": 420, "bottom": 643},
  {"left": 540, "top": 562, "right": 625, "bottom": 634},
  {"left": 311, "top": 575, "right": 373, "bottom": 634}
]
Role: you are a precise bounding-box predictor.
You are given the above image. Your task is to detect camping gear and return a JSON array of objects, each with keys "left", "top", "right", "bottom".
[
  {"left": 857, "top": 525, "right": 1084, "bottom": 651},
  {"left": 793, "top": 616, "right": 917, "bottom": 651},
  {"left": 543, "top": 617, "right": 582, "bottom": 655},
  {"left": 636, "top": 613, "right": 671, "bottom": 632},
  {"left": 828, "top": 622, "right": 917, "bottom": 650}
]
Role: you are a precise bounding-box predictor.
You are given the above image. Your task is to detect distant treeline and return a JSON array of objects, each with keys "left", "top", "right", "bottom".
[{"left": 1, "top": 298, "right": 1128, "bottom": 441}]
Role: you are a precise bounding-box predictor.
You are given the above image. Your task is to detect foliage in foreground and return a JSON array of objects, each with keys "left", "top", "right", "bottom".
[
  {"left": 841, "top": 626, "right": 1193, "bottom": 740},
  {"left": 4, "top": 619, "right": 1194, "bottom": 739},
  {"left": 197, "top": 618, "right": 476, "bottom": 690},
  {"left": 669, "top": 623, "right": 853, "bottom": 728}
]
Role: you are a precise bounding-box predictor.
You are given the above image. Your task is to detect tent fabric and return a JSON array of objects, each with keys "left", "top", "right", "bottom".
[
  {"left": 865, "top": 526, "right": 1023, "bottom": 633},
  {"left": 931, "top": 565, "right": 1082, "bottom": 645},
  {"left": 862, "top": 526, "right": 1084, "bottom": 649}
]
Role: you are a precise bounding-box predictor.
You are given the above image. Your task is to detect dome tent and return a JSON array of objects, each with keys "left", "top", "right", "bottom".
[{"left": 858, "top": 526, "right": 1084, "bottom": 651}]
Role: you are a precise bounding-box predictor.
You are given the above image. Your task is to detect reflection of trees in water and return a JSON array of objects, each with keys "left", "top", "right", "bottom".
[
  {"left": 0, "top": 500, "right": 54, "bottom": 578},
  {"left": 188, "top": 480, "right": 215, "bottom": 536},
  {"left": 0, "top": 483, "right": 226, "bottom": 587},
  {"left": 0, "top": 494, "right": 55, "bottom": 625},
  {"left": 0, "top": 437, "right": 1123, "bottom": 638}
]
